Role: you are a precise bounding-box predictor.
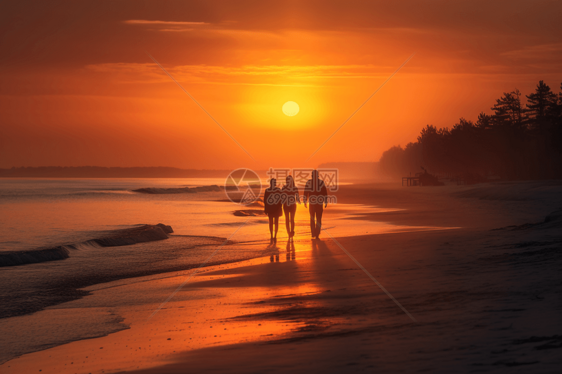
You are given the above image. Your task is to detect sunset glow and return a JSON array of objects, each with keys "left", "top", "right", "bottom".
[{"left": 1, "top": 1, "right": 561, "bottom": 171}]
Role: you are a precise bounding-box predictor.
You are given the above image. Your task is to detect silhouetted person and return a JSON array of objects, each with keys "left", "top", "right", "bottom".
[
  {"left": 303, "top": 170, "right": 328, "bottom": 239},
  {"left": 264, "top": 178, "right": 283, "bottom": 244},
  {"left": 282, "top": 175, "right": 300, "bottom": 240}
]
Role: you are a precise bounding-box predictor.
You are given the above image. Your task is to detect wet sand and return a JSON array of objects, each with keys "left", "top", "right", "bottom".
[{"left": 2, "top": 181, "right": 562, "bottom": 373}]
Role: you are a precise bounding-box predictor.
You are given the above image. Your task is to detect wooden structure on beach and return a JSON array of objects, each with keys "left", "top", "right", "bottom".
[
  {"left": 402, "top": 167, "right": 444, "bottom": 187},
  {"left": 402, "top": 176, "right": 420, "bottom": 186}
]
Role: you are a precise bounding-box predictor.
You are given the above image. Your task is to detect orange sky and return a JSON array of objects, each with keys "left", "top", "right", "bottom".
[{"left": 1, "top": 0, "right": 561, "bottom": 170}]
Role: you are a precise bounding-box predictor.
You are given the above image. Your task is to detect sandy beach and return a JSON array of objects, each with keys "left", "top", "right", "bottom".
[{"left": 2, "top": 181, "right": 562, "bottom": 373}]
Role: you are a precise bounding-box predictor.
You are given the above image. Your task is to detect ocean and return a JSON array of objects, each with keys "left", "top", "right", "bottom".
[
  {"left": 0, "top": 178, "right": 260, "bottom": 317},
  {"left": 0, "top": 178, "right": 451, "bottom": 365},
  {"left": 0, "top": 178, "right": 413, "bottom": 318}
]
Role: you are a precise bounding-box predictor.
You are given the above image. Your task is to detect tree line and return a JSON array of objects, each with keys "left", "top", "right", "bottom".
[{"left": 380, "top": 81, "right": 562, "bottom": 182}]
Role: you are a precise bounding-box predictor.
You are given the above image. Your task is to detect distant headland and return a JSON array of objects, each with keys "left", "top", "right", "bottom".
[{"left": 0, "top": 166, "right": 233, "bottom": 178}]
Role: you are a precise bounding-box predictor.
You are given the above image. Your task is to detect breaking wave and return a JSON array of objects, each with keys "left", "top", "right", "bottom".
[{"left": 0, "top": 224, "right": 173, "bottom": 267}]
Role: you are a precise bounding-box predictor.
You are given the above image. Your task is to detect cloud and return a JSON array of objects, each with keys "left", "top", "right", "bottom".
[
  {"left": 123, "top": 20, "right": 209, "bottom": 32},
  {"left": 86, "top": 63, "right": 400, "bottom": 84},
  {"left": 123, "top": 20, "right": 209, "bottom": 26},
  {"left": 500, "top": 43, "right": 562, "bottom": 60}
]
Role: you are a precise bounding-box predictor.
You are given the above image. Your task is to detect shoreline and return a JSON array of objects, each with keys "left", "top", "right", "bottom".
[{"left": 2, "top": 181, "right": 562, "bottom": 373}]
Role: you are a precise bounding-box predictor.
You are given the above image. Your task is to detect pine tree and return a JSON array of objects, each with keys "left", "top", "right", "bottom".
[
  {"left": 525, "top": 80, "right": 557, "bottom": 125},
  {"left": 491, "top": 89, "right": 523, "bottom": 127},
  {"left": 476, "top": 112, "right": 492, "bottom": 129}
]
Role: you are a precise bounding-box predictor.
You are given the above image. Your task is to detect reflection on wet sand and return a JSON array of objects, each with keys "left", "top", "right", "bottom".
[
  {"left": 286, "top": 240, "right": 296, "bottom": 261},
  {"left": 268, "top": 239, "right": 298, "bottom": 263}
]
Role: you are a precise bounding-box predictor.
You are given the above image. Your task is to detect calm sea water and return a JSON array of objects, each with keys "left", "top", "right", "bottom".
[
  {"left": 0, "top": 178, "right": 442, "bottom": 364},
  {"left": 0, "top": 178, "right": 423, "bottom": 319},
  {"left": 0, "top": 178, "right": 265, "bottom": 318},
  {"left": 0, "top": 178, "right": 244, "bottom": 252},
  {"left": 0, "top": 178, "right": 408, "bottom": 254}
]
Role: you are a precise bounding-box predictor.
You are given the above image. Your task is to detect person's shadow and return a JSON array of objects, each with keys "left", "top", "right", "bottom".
[{"left": 311, "top": 238, "right": 334, "bottom": 259}]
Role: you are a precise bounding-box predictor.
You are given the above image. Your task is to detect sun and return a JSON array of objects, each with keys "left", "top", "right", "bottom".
[{"left": 282, "top": 101, "right": 299, "bottom": 116}]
